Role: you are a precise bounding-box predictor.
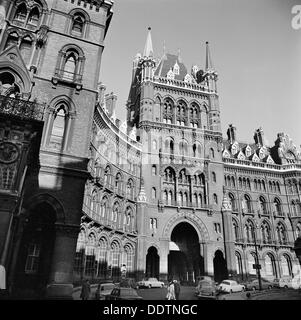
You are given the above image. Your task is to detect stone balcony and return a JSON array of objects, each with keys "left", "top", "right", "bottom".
[{"left": 0, "top": 95, "right": 45, "bottom": 121}]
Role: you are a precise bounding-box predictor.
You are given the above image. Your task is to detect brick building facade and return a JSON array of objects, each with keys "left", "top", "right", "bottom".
[{"left": 0, "top": 1, "right": 300, "bottom": 299}]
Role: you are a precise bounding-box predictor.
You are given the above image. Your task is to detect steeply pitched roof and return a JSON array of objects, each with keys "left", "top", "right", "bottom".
[{"left": 154, "top": 53, "right": 188, "bottom": 80}]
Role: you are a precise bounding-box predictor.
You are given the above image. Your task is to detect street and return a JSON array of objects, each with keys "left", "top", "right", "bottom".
[{"left": 72, "top": 285, "right": 301, "bottom": 301}]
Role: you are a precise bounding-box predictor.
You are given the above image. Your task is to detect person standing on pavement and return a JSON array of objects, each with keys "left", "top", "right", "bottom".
[
  {"left": 173, "top": 279, "right": 181, "bottom": 300},
  {"left": 80, "top": 279, "right": 91, "bottom": 300},
  {"left": 166, "top": 280, "right": 176, "bottom": 300}
]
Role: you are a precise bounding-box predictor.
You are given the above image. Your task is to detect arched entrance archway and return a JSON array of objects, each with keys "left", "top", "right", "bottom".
[
  {"left": 213, "top": 250, "right": 228, "bottom": 283},
  {"left": 13, "top": 202, "right": 56, "bottom": 297},
  {"left": 146, "top": 246, "right": 159, "bottom": 279},
  {"left": 168, "top": 222, "right": 204, "bottom": 283}
]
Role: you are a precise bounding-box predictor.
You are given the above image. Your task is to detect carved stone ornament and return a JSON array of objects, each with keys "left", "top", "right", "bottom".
[
  {"left": 0, "top": 142, "right": 19, "bottom": 164},
  {"left": 221, "top": 193, "right": 232, "bottom": 211}
]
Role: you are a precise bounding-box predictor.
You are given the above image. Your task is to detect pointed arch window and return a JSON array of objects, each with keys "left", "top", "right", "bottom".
[
  {"left": 54, "top": 46, "right": 85, "bottom": 86},
  {"left": 281, "top": 255, "right": 292, "bottom": 277},
  {"left": 235, "top": 252, "right": 243, "bottom": 275},
  {"left": 151, "top": 187, "right": 156, "bottom": 200},
  {"left": 248, "top": 252, "right": 257, "bottom": 275},
  {"left": 245, "top": 220, "right": 255, "bottom": 243},
  {"left": 273, "top": 198, "right": 282, "bottom": 216},
  {"left": 27, "top": 7, "right": 40, "bottom": 27},
  {"left": 276, "top": 223, "right": 287, "bottom": 245},
  {"left": 14, "top": 3, "right": 27, "bottom": 22},
  {"left": 229, "top": 193, "right": 237, "bottom": 211},
  {"left": 260, "top": 221, "right": 272, "bottom": 244},
  {"left": 98, "top": 238, "right": 108, "bottom": 277},
  {"left": 72, "top": 13, "right": 85, "bottom": 35},
  {"left": 265, "top": 254, "right": 277, "bottom": 277},
  {"left": 259, "top": 196, "right": 268, "bottom": 215},
  {"left": 233, "top": 219, "right": 239, "bottom": 242},
  {"left": 63, "top": 52, "right": 77, "bottom": 81},
  {"left": 242, "top": 194, "right": 252, "bottom": 213},
  {"left": 49, "top": 105, "right": 67, "bottom": 149}
]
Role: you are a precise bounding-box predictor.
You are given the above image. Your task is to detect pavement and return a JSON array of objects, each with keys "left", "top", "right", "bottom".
[{"left": 73, "top": 285, "right": 301, "bottom": 301}]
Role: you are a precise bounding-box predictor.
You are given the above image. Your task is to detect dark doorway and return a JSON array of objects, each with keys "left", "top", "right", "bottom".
[
  {"left": 145, "top": 246, "right": 159, "bottom": 279},
  {"left": 169, "top": 222, "right": 204, "bottom": 283},
  {"left": 13, "top": 203, "right": 56, "bottom": 298},
  {"left": 213, "top": 250, "right": 228, "bottom": 283}
]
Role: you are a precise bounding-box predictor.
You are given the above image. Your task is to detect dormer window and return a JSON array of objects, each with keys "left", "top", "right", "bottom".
[
  {"left": 184, "top": 74, "right": 192, "bottom": 83},
  {"left": 245, "top": 146, "right": 252, "bottom": 157},
  {"left": 173, "top": 62, "right": 179, "bottom": 75},
  {"left": 167, "top": 69, "right": 175, "bottom": 80}
]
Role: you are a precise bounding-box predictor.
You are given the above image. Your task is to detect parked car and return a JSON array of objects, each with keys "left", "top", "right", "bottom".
[
  {"left": 95, "top": 282, "right": 116, "bottom": 300},
  {"left": 137, "top": 277, "right": 165, "bottom": 288},
  {"left": 105, "top": 287, "right": 143, "bottom": 300},
  {"left": 273, "top": 277, "right": 293, "bottom": 289},
  {"left": 119, "top": 278, "right": 139, "bottom": 289},
  {"left": 245, "top": 279, "right": 273, "bottom": 291},
  {"left": 217, "top": 280, "right": 245, "bottom": 293},
  {"left": 195, "top": 276, "right": 217, "bottom": 298}
]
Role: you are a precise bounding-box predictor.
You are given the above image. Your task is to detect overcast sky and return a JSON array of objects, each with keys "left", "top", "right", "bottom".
[{"left": 100, "top": 0, "right": 301, "bottom": 147}]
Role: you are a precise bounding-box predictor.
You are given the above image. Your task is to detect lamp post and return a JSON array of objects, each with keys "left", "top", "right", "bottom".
[{"left": 252, "top": 223, "right": 262, "bottom": 291}]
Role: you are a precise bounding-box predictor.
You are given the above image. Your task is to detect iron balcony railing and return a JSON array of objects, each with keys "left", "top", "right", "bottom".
[{"left": 0, "top": 95, "right": 45, "bottom": 121}]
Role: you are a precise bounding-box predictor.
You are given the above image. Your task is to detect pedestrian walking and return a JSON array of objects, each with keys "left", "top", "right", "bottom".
[
  {"left": 80, "top": 279, "right": 91, "bottom": 300},
  {"left": 95, "top": 283, "right": 101, "bottom": 300},
  {"left": 166, "top": 280, "right": 176, "bottom": 300},
  {"left": 173, "top": 279, "right": 181, "bottom": 300}
]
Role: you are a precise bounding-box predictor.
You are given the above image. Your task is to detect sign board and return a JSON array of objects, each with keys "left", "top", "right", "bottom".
[{"left": 253, "top": 264, "right": 261, "bottom": 270}]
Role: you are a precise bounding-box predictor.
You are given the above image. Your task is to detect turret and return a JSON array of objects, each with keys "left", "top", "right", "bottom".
[
  {"left": 105, "top": 92, "right": 117, "bottom": 118},
  {"left": 204, "top": 41, "right": 218, "bottom": 93},
  {"left": 139, "top": 27, "right": 156, "bottom": 124}
]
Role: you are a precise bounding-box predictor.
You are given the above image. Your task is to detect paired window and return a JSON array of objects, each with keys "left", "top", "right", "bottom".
[
  {"left": 4, "top": 32, "right": 34, "bottom": 65},
  {"left": 13, "top": 2, "right": 41, "bottom": 29}
]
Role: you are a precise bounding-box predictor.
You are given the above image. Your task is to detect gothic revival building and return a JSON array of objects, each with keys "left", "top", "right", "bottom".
[
  {"left": 77, "top": 28, "right": 301, "bottom": 286},
  {"left": 0, "top": 0, "right": 113, "bottom": 298},
  {"left": 1, "top": 2, "right": 300, "bottom": 299}
]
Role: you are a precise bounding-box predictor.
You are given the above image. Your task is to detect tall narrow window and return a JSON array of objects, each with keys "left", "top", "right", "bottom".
[
  {"left": 49, "top": 106, "right": 67, "bottom": 149},
  {"left": 235, "top": 252, "right": 243, "bottom": 275},
  {"left": 152, "top": 165, "right": 157, "bottom": 176},
  {"left": 14, "top": 3, "right": 27, "bottom": 22},
  {"left": 27, "top": 7, "right": 40, "bottom": 26},
  {"left": 63, "top": 52, "right": 77, "bottom": 81},
  {"left": 152, "top": 187, "right": 156, "bottom": 200},
  {"left": 71, "top": 14, "right": 85, "bottom": 36},
  {"left": 20, "top": 36, "right": 33, "bottom": 65},
  {"left": 25, "top": 242, "right": 41, "bottom": 274}
]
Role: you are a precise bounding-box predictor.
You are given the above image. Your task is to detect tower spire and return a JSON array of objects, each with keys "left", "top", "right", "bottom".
[
  {"left": 205, "top": 41, "right": 214, "bottom": 71},
  {"left": 143, "top": 27, "right": 153, "bottom": 58}
]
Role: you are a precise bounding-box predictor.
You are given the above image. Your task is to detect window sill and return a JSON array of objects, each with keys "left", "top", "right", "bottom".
[{"left": 52, "top": 75, "right": 83, "bottom": 92}]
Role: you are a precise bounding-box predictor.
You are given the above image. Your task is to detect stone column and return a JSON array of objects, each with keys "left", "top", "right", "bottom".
[
  {"left": 159, "top": 238, "right": 169, "bottom": 281},
  {"left": 203, "top": 242, "right": 214, "bottom": 277},
  {"left": 136, "top": 183, "right": 147, "bottom": 280},
  {"left": 221, "top": 193, "right": 236, "bottom": 277},
  {"left": 46, "top": 223, "right": 80, "bottom": 299}
]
